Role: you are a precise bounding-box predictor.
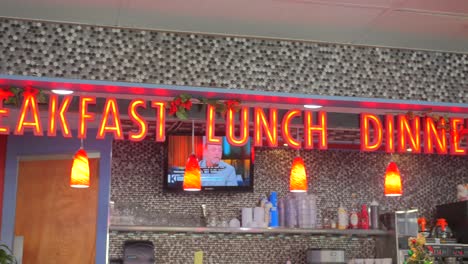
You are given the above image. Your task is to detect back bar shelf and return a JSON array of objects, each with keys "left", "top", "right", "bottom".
[{"left": 109, "top": 225, "right": 391, "bottom": 237}]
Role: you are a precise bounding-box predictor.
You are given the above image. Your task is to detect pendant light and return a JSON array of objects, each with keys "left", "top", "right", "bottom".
[
  {"left": 183, "top": 120, "right": 201, "bottom": 191},
  {"left": 70, "top": 139, "right": 90, "bottom": 188},
  {"left": 289, "top": 156, "right": 308, "bottom": 192},
  {"left": 384, "top": 161, "right": 402, "bottom": 196},
  {"left": 290, "top": 128, "right": 307, "bottom": 192}
]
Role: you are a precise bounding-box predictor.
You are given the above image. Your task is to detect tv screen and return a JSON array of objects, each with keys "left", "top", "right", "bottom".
[{"left": 164, "top": 135, "right": 254, "bottom": 191}]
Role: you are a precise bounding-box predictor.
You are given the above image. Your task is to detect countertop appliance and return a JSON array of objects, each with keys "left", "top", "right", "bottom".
[
  {"left": 434, "top": 201, "right": 468, "bottom": 263},
  {"left": 306, "top": 248, "right": 345, "bottom": 264},
  {"left": 425, "top": 242, "right": 468, "bottom": 264},
  {"left": 436, "top": 201, "right": 468, "bottom": 244}
]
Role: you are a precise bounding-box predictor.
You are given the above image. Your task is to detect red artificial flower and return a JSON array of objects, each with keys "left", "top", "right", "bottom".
[
  {"left": 406, "top": 111, "right": 415, "bottom": 120},
  {"left": 174, "top": 97, "right": 182, "bottom": 106},
  {"left": 169, "top": 102, "right": 178, "bottom": 115},
  {"left": 226, "top": 99, "right": 240, "bottom": 110},
  {"left": 23, "top": 86, "right": 39, "bottom": 97},
  {"left": 184, "top": 100, "right": 192, "bottom": 110},
  {"left": 0, "top": 88, "right": 14, "bottom": 99}
]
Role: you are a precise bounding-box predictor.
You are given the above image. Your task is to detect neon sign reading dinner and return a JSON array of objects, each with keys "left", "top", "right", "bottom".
[{"left": 3, "top": 92, "right": 467, "bottom": 155}]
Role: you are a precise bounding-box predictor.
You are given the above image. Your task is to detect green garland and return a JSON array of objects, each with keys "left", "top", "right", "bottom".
[
  {"left": 168, "top": 93, "right": 241, "bottom": 120},
  {"left": 1, "top": 87, "right": 47, "bottom": 106}
]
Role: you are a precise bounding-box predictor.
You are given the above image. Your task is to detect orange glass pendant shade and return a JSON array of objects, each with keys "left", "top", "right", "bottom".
[
  {"left": 290, "top": 156, "right": 307, "bottom": 192},
  {"left": 384, "top": 162, "right": 402, "bottom": 196},
  {"left": 183, "top": 154, "right": 201, "bottom": 191},
  {"left": 70, "top": 148, "right": 90, "bottom": 188}
]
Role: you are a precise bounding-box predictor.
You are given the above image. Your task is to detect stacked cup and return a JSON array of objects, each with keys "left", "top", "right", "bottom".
[
  {"left": 308, "top": 194, "right": 317, "bottom": 228},
  {"left": 285, "top": 195, "right": 297, "bottom": 228},
  {"left": 296, "top": 194, "right": 310, "bottom": 228},
  {"left": 278, "top": 198, "right": 286, "bottom": 227}
]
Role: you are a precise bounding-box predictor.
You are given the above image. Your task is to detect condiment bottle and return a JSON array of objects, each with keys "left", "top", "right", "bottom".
[
  {"left": 359, "top": 204, "right": 369, "bottom": 229},
  {"left": 349, "top": 193, "right": 359, "bottom": 229},
  {"left": 370, "top": 200, "right": 380, "bottom": 229},
  {"left": 337, "top": 206, "right": 348, "bottom": 230},
  {"left": 349, "top": 210, "right": 359, "bottom": 229}
]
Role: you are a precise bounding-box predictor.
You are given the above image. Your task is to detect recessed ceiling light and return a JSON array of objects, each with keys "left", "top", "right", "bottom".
[
  {"left": 303, "top": 104, "right": 322, "bottom": 109},
  {"left": 51, "top": 89, "right": 74, "bottom": 95}
]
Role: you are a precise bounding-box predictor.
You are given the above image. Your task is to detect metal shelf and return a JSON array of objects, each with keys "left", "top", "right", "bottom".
[{"left": 109, "top": 225, "right": 391, "bottom": 236}]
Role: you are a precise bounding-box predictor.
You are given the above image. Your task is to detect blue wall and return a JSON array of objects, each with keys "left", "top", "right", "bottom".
[{"left": 1, "top": 129, "right": 112, "bottom": 264}]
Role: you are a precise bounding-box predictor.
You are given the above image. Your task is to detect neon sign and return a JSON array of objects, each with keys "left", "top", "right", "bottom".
[
  {"left": 360, "top": 114, "right": 467, "bottom": 155},
  {"left": 3, "top": 93, "right": 468, "bottom": 155}
]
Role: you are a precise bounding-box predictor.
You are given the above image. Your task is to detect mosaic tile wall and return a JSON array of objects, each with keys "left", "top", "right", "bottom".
[
  {"left": 1, "top": 18, "right": 468, "bottom": 103},
  {"left": 109, "top": 140, "right": 467, "bottom": 262}
]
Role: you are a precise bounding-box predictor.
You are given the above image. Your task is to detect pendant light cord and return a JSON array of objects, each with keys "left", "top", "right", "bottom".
[
  {"left": 80, "top": 138, "right": 84, "bottom": 150},
  {"left": 191, "top": 120, "right": 195, "bottom": 154},
  {"left": 296, "top": 127, "right": 300, "bottom": 157}
]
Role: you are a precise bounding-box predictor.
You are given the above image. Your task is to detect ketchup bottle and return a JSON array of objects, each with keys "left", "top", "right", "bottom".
[{"left": 359, "top": 204, "right": 369, "bottom": 229}]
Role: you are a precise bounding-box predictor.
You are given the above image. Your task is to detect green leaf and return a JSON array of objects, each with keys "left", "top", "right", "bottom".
[
  {"left": 179, "top": 94, "right": 192, "bottom": 102},
  {"left": 197, "top": 97, "right": 208, "bottom": 104},
  {"left": 176, "top": 110, "right": 188, "bottom": 120},
  {"left": 37, "top": 92, "right": 47, "bottom": 104},
  {"left": 206, "top": 99, "right": 218, "bottom": 106},
  {"left": 10, "top": 87, "right": 20, "bottom": 96},
  {"left": 4, "top": 96, "right": 17, "bottom": 106},
  {"left": 232, "top": 105, "right": 242, "bottom": 112},
  {"left": 0, "top": 244, "right": 16, "bottom": 264},
  {"left": 216, "top": 103, "right": 226, "bottom": 113}
]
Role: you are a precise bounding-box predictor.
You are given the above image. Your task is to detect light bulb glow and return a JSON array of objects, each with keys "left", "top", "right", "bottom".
[
  {"left": 51, "top": 89, "right": 74, "bottom": 95},
  {"left": 183, "top": 154, "right": 201, "bottom": 191},
  {"left": 289, "top": 156, "right": 307, "bottom": 192},
  {"left": 303, "top": 104, "right": 322, "bottom": 109},
  {"left": 384, "top": 162, "right": 402, "bottom": 196},
  {"left": 70, "top": 149, "right": 90, "bottom": 188}
]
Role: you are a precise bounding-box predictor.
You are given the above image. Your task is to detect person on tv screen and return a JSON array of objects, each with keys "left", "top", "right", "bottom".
[{"left": 199, "top": 143, "right": 238, "bottom": 186}]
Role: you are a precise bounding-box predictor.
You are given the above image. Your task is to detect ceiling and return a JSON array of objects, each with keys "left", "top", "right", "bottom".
[{"left": 1, "top": 0, "right": 468, "bottom": 53}]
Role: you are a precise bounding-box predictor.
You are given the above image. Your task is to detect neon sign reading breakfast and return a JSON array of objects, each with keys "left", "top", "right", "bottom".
[{"left": 2, "top": 93, "right": 467, "bottom": 155}]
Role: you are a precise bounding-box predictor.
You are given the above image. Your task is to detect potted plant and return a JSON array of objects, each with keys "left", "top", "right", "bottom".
[{"left": 0, "top": 244, "right": 16, "bottom": 264}]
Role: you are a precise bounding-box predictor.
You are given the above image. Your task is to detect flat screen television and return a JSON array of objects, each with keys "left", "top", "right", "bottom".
[{"left": 164, "top": 135, "right": 254, "bottom": 192}]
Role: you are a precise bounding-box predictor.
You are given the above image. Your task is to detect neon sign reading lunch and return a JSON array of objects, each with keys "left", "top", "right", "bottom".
[{"left": 2, "top": 93, "right": 467, "bottom": 155}]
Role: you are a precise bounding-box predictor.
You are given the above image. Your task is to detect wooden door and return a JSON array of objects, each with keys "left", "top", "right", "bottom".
[{"left": 14, "top": 158, "right": 99, "bottom": 264}]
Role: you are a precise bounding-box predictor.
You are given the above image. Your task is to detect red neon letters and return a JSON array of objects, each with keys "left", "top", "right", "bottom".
[
  {"left": 360, "top": 113, "right": 383, "bottom": 152},
  {"left": 226, "top": 107, "right": 249, "bottom": 146},
  {"left": 97, "top": 98, "right": 123, "bottom": 140},
  {"left": 3, "top": 91, "right": 467, "bottom": 155},
  {"left": 254, "top": 108, "right": 278, "bottom": 147},
  {"left": 359, "top": 114, "right": 460, "bottom": 154},
  {"left": 15, "top": 92, "right": 43, "bottom": 136},
  {"left": 47, "top": 95, "right": 72, "bottom": 137},
  {"left": 128, "top": 99, "right": 147, "bottom": 142}
]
